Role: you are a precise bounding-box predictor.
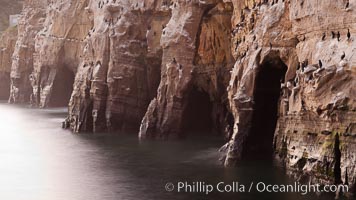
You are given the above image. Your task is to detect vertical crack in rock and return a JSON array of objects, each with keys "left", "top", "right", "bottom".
[{"left": 334, "top": 133, "right": 342, "bottom": 184}]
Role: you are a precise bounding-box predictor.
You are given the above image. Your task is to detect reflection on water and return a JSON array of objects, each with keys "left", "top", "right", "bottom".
[{"left": 0, "top": 103, "right": 331, "bottom": 200}]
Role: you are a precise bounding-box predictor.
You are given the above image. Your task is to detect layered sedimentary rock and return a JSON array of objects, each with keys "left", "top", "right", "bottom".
[
  {"left": 66, "top": 0, "right": 172, "bottom": 133},
  {"left": 0, "top": 0, "right": 23, "bottom": 100},
  {"left": 9, "top": 0, "right": 47, "bottom": 104},
  {"left": 31, "top": 0, "right": 92, "bottom": 107},
  {"left": 139, "top": 0, "right": 234, "bottom": 139},
  {"left": 2, "top": 0, "right": 355, "bottom": 192},
  {"left": 224, "top": 0, "right": 356, "bottom": 190},
  {"left": 0, "top": 27, "right": 18, "bottom": 99}
]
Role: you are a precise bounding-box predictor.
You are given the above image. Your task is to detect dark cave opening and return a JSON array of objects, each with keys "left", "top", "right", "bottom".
[
  {"left": 242, "top": 56, "right": 287, "bottom": 160},
  {"left": 181, "top": 87, "right": 214, "bottom": 137},
  {"left": 49, "top": 66, "right": 75, "bottom": 107},
  {"left": 334, "top": 133, "right": 342, "bottom": 184}
]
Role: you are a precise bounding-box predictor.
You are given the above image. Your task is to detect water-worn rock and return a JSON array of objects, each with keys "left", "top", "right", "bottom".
[
  {"left": 0, "top": 27, "right": 18, "bottom": 99},
  {"left": 31, "top": 0, "right": 92, "bottom": 108},
  {"left": 1, "top": 0, "right": 355, "bottom": 193},
  {"left": 224, "top": 0, "right": 356, "bottom": 190},
  {"left": 9, "top": 0, "right": 47, "bottom": 104},
  {"left": 66, "top": 0, "right": 172, "bottom": 133},
  {"left": 139, "top": 0, "right": 234, "bottom": 139}
]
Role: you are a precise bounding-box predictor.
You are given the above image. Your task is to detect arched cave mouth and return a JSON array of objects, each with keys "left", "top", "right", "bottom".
[
  {"left": 242, "top": 56, "right": 287, "bottom": 161},
  {"left": 181, "top": 87, "right": 215, "bottom": 138},
  {"left": 49, "top": 66, "right": 75, "bottom": 107}
]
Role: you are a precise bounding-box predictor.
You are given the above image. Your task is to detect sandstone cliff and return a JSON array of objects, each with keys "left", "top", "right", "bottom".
[
  {"left": 31, "top": 0, "right": 91, "bottom": 108},
  {"left": 9, "top": 0, "right": 47, "bottom": 104},
  {"left": 223, "top": 0, "right": 356, "bottom": 189},
  {"left": 0, "top": 26, "right": 18, "bottom": 100},
  {"left": 1, "top": 0, "right": 355, "bottom": 193},
  {"left": 66, "top": 0, "right": 172, "bottom": 133},
  {"left": 139, "top": 1, "right": 234, "bottom": 139},
  {"left": 0, "top": 0, "right": 23, "bottom": 100}
]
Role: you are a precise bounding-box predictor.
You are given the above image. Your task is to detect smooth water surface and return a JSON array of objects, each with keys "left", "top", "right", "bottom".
[{"left": 0, "top": 103, "right": 332, "bottom": 200}]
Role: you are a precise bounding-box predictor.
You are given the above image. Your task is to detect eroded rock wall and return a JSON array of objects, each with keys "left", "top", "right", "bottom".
[
  {"left": 9, "top": 0, "right": 47, "bottom": 104},
  {"left": 0, "top": 27, "right": 18, "bottom": 99},
  {"left": 66, "top": 0, "right": 172, "bottom": 133},
  {"left": 31, "top": 0, "right": 92, "bottom": 107},
  {"left": 1, "top": 0, "right": 355, "bottom": 191},
  {"left": 275, "top": 0, "right": 356, "bottom": 187},
  {"left": 224, "top": 0, "right": 356, "bottom": 188},
  {"left": 139, "top": 0, "right": 234, "bottom": 139}
]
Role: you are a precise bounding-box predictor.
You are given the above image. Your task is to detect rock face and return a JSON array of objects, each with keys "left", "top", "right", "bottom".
[
  {"left": 139, "top": 1, "right": 234, "bottom": 139},
  {"left": 31, "top": 0, "right": 91, "bottom": 108},
  {"left": 66, "top": 0, "right": 172, "bottom": 133},
  {"left": 0, "top": 0, "right": 23, "bottom": 100},
  {"left": 224, "top": 0, "right": 356, "bottom": 189},
  {"left": 0, "top": 27, "right": 18, "bottom": 100},
  {"left": 1, "top": 0, "right": 355, "bottom": 193},
  {"left": 9, "top": 0, "right": 47, "bottom": 104}
]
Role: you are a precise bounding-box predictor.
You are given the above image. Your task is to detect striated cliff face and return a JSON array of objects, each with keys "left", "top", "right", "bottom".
[
  {"left": 0, "top": 27, "right": 18, "bottom": 100},
  {"left": 1, "top": 0, "right": 355, "bottom": 192},
  {"left": 9, "top": 0, "right": 47, "bottom": 104},
  {"left": 139, "top": 1, "right": 234, "bottom": 139},
  {"left": 224, "top": 0, "right": 356, "bottom": 189},
  {"left": 66, "top": 0, "right": 172, "bottom": 133},
  {"left": 0, "top": 0, "right": 23, "bottom": 100},
  {"left": 31, "top": 0, "right": 92, "bottom": 108}
]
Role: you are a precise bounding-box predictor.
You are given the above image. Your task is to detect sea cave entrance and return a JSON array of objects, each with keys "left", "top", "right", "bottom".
[
  {"left": 49, "top": 66, "right": 75, "bottom": 107},
  {"left": 181, "top": 86, "right": 233, "bottom": 140},
  {"left": 242, "top": 55, "right": 287, "bottom": 160},
  {"left": 181, "top": 87, "right": 214, "bottom": 137}
]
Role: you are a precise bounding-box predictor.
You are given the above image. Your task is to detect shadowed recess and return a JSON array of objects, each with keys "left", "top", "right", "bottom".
[
  {"left": 242, "top": 56, "right": 287, "bottom": 160},
  {"left": 49, "top": 66, "right": 75, "bottom": 107},
  {"left": 182, "top": 87, "right": 214, "bottom": 136}
]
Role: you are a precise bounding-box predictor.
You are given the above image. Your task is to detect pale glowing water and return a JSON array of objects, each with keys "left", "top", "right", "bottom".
[{"left": 0, "top": 102, "right": 333, "bottom": 200}]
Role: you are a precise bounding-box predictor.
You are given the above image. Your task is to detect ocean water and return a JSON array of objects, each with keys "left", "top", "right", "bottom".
[{"left": 0, "top": 102, "right": 337, "bottom": 200}]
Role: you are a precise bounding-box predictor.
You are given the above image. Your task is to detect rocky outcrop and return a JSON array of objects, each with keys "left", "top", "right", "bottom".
[
  {"left": 9, "top": 0, "right": 47, "bottom": 104},
  {"left": 224, "top": 0, "right": 356, "bottom": 189},
  {"left": 65, "top": 0, "right": 172, "bottom": 133},
  {"left": 9, "top": 0, "right": 92, "bottom": 107},
  {"left": 31, "top": 0, "right": 92, "bottom": 108},
  {"left": 1, "top": 0, "right": 355, "bottom": 193},
  {"left": 0, "top": 27, "right": 18, "bottom": 99},
  {"left": 224, "top": 0, "right": 298, "bottom": 165},
  {"left": 0, "top": 0, "right": 22, "bottom": 100},
  {"left": 139, "top": 1, "right": 234, "bottom": 139}
]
